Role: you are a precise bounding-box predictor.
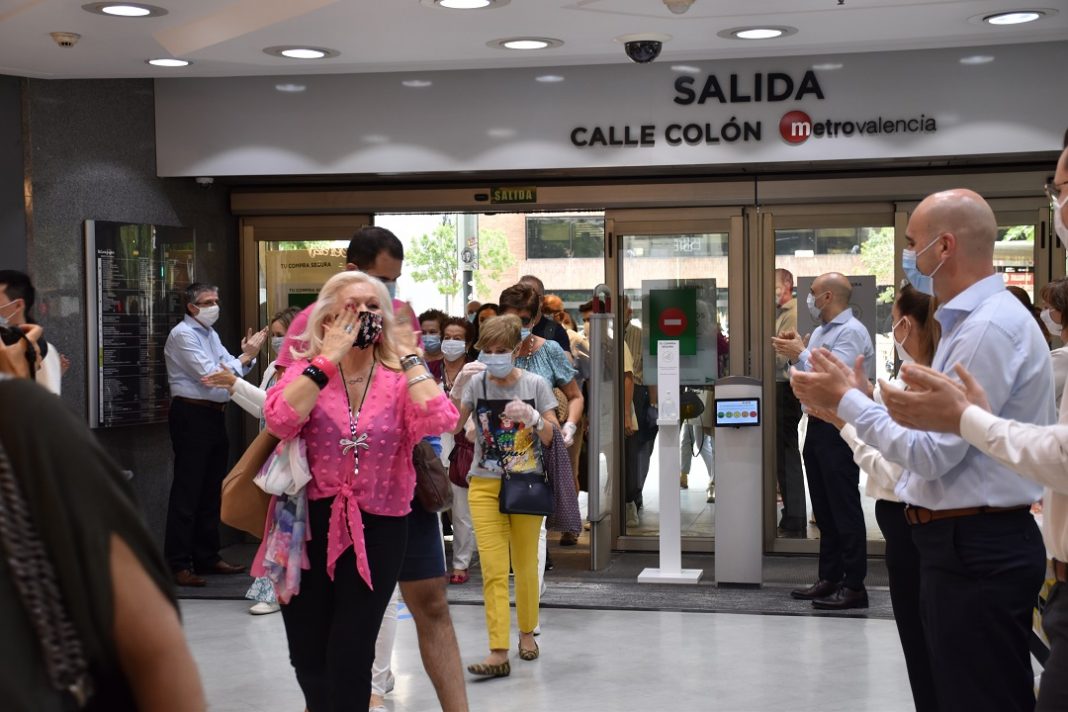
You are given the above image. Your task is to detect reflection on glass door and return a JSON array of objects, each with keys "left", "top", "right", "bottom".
[
  {"left": 619, "top": 228, "right": 730, "bottom": 541},
  {"left": 772, "top": 222, "right": 894, "bottom": 545},
  {"left": 995, "top": 224, "right": 1035, "bottom": 300}
]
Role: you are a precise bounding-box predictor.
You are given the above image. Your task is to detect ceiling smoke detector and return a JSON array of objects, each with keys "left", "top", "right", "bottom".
[
  {"left": 50, "top": 32, "right": 82, "bottom": 48},
  {"left": 663, "top": 0, "right": 695, "bottom": 14}
]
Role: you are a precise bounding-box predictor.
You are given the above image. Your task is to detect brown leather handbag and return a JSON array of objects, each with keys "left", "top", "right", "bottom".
[
  {"left": 221, "top": 430, "right": 279, "bottom": 537},
  {"left": 413, "top": 440, "right": 453, "bottom": 513}
]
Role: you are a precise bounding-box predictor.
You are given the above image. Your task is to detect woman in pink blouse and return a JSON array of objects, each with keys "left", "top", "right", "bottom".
[{"left": 256, "top": 271, "right": 458, "bottom": 712}]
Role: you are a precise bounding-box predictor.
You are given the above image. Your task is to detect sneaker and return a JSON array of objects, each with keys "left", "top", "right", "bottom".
[
  {"left": 680, "top": 473, "right": 689, "bottom": 489},
  {"left": 249, "top": 601, "right": 280, "bottom": 615},
  {"left": 626, "top": 502, "right": 640, "bottom": 528}
]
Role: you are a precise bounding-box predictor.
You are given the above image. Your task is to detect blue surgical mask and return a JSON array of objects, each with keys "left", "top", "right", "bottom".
[
  {"left": 441, "top": 339, "right": 467, "bottom": 361},
  {"left": 520, "top": 327, "right": 531, "bottom": 340},
  {"left": 467, "top": 312, "right": 477, "bottom": 323},
  {"left": 384, "top": 282, "right": 397, "bottom": 300},
  {"left": 902, "top": 237, "right": 945, "bottom": 297},
  {"left": 478, "top": 352, "right": 514, "bottom": 378},
  {"left": 423, "top": 335, "right": 441, "bottom": 353},
  {"left": 270, "top": 336, "right": 284, "bottom": 354}
]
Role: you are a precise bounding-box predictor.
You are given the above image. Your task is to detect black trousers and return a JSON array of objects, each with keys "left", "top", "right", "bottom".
[
  {"left": 875, "top": 500, "right": 939, "bottom": 712},
  {"left": 281, "top": 498, "right": 408, "bottom": 712},
  {"left": 164, "top": 399, "right": 228, "bottom": 571},
  {"left": 911, "top": 509, "right": 1045, "bottom": 712},
  {"left": 802, "top": 417, "right": 866, "bottom": 589},
  {"left": 1038, "top": 581, "right": 1068, "bottom": 711},
  {"left": 775, "top": 382, "right": 806, "bottom": 530},
  {"left": 625, "top": 385, "right": 658, "bottom": 506}
]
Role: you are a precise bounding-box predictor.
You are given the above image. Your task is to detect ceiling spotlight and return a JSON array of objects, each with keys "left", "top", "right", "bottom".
[
  {"left": 402, "top": 79, "right": 433, "bottom": 88},
  {"left": 423, "top": 0, "right": 510, "bottom": 8},
  {"left": 959, "top": 55, "right": 995, "bottom": 65},
  {"left": 811, "top": 62, "right": 843, "bottom": 71},
  {"left": 263, "top": 46, "right": 340, "bottom": 60},
  {"left": 718, "top": 26, "right": 798, "bottom": 40},
  {"left": 983, "top": 11, "right": 1043, "bottom": 25},
  {"left": 663, "top": 0, "right": 695, "bottom": 13},
  {"left": 535, "top": 74, "right": 565, "bottom": 83},
  {"left": 670, "top": 64, "right": 701, "bottom": 73},
  {"left": 82, "top": 3, "right": 168, "bottom": 18},
  {"left": 275, "top": 83, "right": 307, "bottom": 92},
  {"left": 147, "top": 58, "right": 190, "bottom": 67},
  {"left": 488, "top": 37, "right": 563, "bottom": 50}
]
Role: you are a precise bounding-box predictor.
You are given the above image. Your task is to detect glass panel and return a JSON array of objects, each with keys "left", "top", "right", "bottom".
[
  {"left": 995, "top": 224, "right": 1035, "bottom": 301},
  {"left": 257, "top": 239, "right": 350, "bottom": 327},
  {"left": 621, "top": 231, "right": 729, "bottom": 539},
  {"left": 772, "top": 224, "right": 893, "bottom": 543}
]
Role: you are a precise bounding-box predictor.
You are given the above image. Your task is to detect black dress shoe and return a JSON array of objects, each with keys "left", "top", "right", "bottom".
[
  {"left": 174, "top": 569, "right": 207, "bottom": 587},
  {"left": 199, "top": 560, "right": 247, "bottom": 575},
  {"left": 812, "top": 586, "right": 869, "bottom": 610},
  {"left": 790, "top": 579, "right": 839, "bottom": 600}
]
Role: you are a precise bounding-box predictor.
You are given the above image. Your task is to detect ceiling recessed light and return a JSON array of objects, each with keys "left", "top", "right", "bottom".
[
  {"left": 535, "top": 74, "right": 565, "bottom": 83},
  {"left": 402, "top": 79, "right": 433, "bottom": 88},
  {"left": 487, "top": 128, "right": 516, "bottom": 138},
  {"left": 488, "top": 37, "right": 563, "bottom": 51},
  {"left": 960, "top": 55, "right": 995, "bottom": 65},
  {"left": 82, "top": 3, "right": 168, "bottom": 18},
  {"left": 147, "top": 58, "right": 190, "bottom": 67},
  {"left": 718, "top": 25, "right": 797, "bottom": 40},
  {"left": 422, "top": 0, "right": 510, "bottom": 8},
  {"left": 275, "top": 83, "right": 307, "bottom": 93},
  {"left": 671, "top": 65, "right": 701, "bottom": 73},
  {"left": 984, "top": 10, "right": 1043, "bottom": 25},
  {"left": 811, "top": 62, "right": 843, "bottom": 71},
  {"left": 263, "top": 46, "right": 340, "bottom": 60}
]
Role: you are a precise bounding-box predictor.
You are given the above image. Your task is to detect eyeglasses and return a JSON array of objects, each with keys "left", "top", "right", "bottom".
[{"left": 195, "top": 299, "right": 220, "bottom": 307}]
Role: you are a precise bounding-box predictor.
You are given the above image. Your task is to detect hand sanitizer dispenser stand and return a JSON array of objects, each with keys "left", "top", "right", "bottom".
[
  {"left": 713, "top": 376, "right": 763, "bottom": 587},
  {"left": 638, "top": 340, "right": 703, "bottom": 585}
]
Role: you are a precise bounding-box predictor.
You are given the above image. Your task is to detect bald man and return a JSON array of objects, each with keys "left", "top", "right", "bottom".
[
  {"left": 773, "top": 272, "right": 875, "bottom": 610},
  {"left": 790, "top": 189, "right": 1053, "bottom": 712}
]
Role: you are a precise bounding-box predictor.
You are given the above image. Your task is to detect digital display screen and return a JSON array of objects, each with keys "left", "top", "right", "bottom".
[{"left": 715, "top": 398, "right": 761, "bottom": 427}]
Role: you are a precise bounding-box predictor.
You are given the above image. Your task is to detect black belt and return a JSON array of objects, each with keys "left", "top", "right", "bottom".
[
  {"left": 172, "top": 396, "right": 226, "bottom": 412},
  {"left": 903, "top": 504, "right": 1029, "bottom": 526}
]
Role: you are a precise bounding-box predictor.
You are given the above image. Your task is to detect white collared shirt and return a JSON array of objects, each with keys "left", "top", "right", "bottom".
[{"left": 164, "top": 314, "right": 252, "bottom": 403}]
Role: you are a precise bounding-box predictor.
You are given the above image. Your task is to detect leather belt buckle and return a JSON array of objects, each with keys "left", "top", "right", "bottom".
[{"left": 903, "top": 505, "right": 933, "bottom": 526}]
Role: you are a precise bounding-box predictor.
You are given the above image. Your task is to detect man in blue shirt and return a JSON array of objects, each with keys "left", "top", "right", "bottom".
[
  {"left": 791, "top": 189, "right": 1052, "bottom": 712},
  {"left": 773, "top": 272, "right": 874, "bottom": 610},
  {"left": 164, "top": 282, "right": 264, "bottom": 587}
]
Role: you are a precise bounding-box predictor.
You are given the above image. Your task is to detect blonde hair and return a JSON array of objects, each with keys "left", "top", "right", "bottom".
[
  {"left": 292, "top": 271, "right": 403, "bottom": 368},
  {"left": 474, "top": 314, "right": 522, "bottom": 352}
]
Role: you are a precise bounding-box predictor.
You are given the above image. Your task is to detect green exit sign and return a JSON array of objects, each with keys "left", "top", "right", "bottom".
[{"left": 490, "top": 187, "right": 537, "bottom": 204}]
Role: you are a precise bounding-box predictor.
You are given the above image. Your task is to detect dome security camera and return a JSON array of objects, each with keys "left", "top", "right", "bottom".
[{"left": 617, "top": 33, "right": 671, "bottom": 64}]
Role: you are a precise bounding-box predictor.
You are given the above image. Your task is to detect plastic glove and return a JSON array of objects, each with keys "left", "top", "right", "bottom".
[
  {"left": 561, "top": 421, "right": 577, "bottom": 447},
  {"left": 452, "top": 360, "right": 486, "bottom": 396},
  {"left": 504, "top": 399, "right": 540, "bottom": 428}
]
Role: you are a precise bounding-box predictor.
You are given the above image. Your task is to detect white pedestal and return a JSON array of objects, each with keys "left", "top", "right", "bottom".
[{"left": 637, "top": 568, "right": 704, "bottom": 584}]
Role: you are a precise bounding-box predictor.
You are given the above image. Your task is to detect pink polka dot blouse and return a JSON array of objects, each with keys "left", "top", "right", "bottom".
[{"left": 257, "top": 359, "right": 458, "bottom": 589}]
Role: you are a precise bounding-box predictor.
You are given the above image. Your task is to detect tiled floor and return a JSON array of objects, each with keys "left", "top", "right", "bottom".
[{"left": 184, "top": 598, "right": 917, "bottom": 712}]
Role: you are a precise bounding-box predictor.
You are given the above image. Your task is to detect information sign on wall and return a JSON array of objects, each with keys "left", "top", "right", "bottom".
[
  {"left": 642, "top": 278, "right": 719, "bottom": 387},
  {"left": 85, "top": 220, "right": 194, "bottom": 428}
]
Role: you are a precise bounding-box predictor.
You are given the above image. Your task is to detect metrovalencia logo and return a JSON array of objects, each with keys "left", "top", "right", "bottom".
[{"left": 779, "top": 110, "right": 937, "bottom": 144}]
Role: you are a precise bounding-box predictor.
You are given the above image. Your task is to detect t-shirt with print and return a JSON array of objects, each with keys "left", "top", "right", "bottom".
[{"left": 460, "top": 370, "right": 556, "bottom": 481}]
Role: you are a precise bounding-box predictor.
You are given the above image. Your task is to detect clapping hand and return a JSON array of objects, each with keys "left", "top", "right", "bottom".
[
  {"left": 201, "top": 368, "right": 237, "bottom": 391},
  {"left": 771, "top": 329, "right": 808, "bottom": 362},
  {"left": 789, "top": 348, "right": 865, "bottom": 413},
  {"left": 241, "top": 327, "right": 268, "bottom": 357},
  {"left": 880, "top": 363, "right": 988, "bottom": 435}
]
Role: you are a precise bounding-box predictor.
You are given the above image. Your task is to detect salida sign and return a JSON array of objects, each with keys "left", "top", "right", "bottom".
[{"left": 569, "top": 69, "right": 936, "bottom": 149}]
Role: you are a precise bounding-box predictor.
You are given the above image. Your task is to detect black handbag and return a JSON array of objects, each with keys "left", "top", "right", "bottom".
[{"left": 478, "top": 374, "right": 555, "bottom": 517}]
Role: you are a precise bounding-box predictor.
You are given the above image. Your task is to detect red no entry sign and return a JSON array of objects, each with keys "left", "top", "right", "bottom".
[{"left": 659, "top": 307, "right": 688, "bottom": 337}]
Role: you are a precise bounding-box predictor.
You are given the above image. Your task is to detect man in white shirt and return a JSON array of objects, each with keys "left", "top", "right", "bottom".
[
  {"left": 773, "top": 272, "right": 875, "bottom": 609},
  {"left": 791, "top": 189, "right": 1053, "bottom": 712}
]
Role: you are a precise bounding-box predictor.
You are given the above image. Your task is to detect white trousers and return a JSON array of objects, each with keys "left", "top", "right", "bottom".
[{"left": 450, "top": 482, "right": 477, "bottom": 570}]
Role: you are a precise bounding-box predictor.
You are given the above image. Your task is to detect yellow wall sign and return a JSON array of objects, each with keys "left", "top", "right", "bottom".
[{"left": 490, "top": 186, "right": 537, "bottom": 204}]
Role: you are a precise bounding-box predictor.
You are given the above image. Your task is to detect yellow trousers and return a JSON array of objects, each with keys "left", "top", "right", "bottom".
[{"left": 468, "top": 476, "right": 543, "bottom": 650}]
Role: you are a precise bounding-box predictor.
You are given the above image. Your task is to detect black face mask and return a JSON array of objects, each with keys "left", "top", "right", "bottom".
[{"left": 353, "top": 311, "right": 384, "bottom": 350}]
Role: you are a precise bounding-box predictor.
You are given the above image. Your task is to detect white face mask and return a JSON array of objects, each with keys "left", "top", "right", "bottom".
[
  {"left": 195, "top": 304, "right": 220, "bottom": 327},
  {"left": 1041, "top": 308, "right": 1061, "bottom": 336},
  {"left": 270, "top": 336, "right": 285, "bottom": 354},
  {"left": 1055, "top": 196, "right": 1068, "bottom": 244},
  {"left": 806, "top": 292, "right": 823, "bottom": 322},
  {"left": 892, "top": 316, "right": 914, "bottom": 364},
  {"left": 441, "top": 339, "right": 467, "bottom": 361}
]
